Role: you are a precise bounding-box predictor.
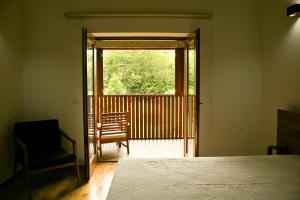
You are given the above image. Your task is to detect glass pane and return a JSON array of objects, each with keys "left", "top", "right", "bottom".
[
  {"left": 103, "top": 50, "right": 175, "bottom": 95},
  {"left": 87, "top": 49, "right": 95, "bottom": 159}
]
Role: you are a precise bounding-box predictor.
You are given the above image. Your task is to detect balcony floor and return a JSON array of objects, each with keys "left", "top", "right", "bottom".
[{"left": 89, "top": 139, "right": 194, "bottom": 161}]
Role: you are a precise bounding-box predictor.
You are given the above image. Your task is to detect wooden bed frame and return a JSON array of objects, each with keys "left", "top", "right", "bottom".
[{"left": 268, "top": 109, "right": 300, "bottom": 155}]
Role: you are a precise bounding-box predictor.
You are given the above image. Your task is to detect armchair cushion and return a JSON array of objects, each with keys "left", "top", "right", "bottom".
[
  {"left": 28, "top": 148, "right": 76, "bottom": 170},
  {"left": 14, "top": 119, "right": 77, "bottom": 170}
]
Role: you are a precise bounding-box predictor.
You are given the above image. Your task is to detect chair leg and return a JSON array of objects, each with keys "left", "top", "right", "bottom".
[
  {"left": 24, "top": 167, "right": 32, "bottom": 200},
  {"left": 96, "top": 142, "right": 99, "bottom": 159},
  {"left": 98, "top": 141, "right": 102, "bottom": 157},
  {"left": 75, "top": 160, "right": 80, "bottom": 185},
  {"left": 127, "top": 140, "right": 130, "bottom": 154},
  {"left": 118, "top": 142, "right": 121, "bottom": 148}
]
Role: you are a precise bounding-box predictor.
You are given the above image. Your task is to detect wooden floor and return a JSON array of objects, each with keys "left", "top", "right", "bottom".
[
  {"left": 0, "top": 162, "right": 116, "bottom": 200},
  {"left": 0, "top": 139, "right": 189, "bottom": 200},
  {"left": 62, "top": 162, "right": 116, "bottom": 200}
]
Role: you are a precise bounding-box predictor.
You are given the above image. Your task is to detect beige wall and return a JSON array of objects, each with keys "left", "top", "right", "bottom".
[
  {"left": 0, "top": 0, "right": 24, "bottom": 184},
  {"left": 21, "top": 0, "right": 263, "bottom": 161},
  {"left": 206, "top": 0, "right": 262, "bottom": 155},
  {"left": 261, "top": 0, "right": 300, "bottom": 152}
]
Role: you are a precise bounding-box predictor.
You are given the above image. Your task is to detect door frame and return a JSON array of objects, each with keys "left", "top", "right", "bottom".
[
  {"left": 82, "top": 31, "right": 205, "bottom": 176},
  {"left": 82, "top": 28, "right": 90, "bottom": 181}
]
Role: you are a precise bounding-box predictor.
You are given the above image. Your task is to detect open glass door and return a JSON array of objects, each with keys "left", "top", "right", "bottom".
[
  {"left": 87, "top": 42, "right": 97, "bottom": 176},
  {"left": 185, "top": 29, "right": 200, "bottom": 157},
  {"left": 83, "top": 28, "right": 97, "bottom": 180},
  {"left": 82, "top": 28, "right": 90, "bottom": 180},
  {"left": 194, "top": 29, "right": 200, "bottom": 157}
]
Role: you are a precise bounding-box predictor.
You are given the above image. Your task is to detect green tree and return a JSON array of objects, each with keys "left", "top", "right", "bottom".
[
  {"left": 105, "top": 73, "right": 127, "bottom": 94},
  {"left": 103, "top": 50, "right": 175, "bottom": 94}
]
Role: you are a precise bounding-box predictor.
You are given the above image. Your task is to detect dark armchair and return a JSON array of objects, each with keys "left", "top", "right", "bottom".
[{"left": 14, "top": 119, "right": 80, "bottom": 199}]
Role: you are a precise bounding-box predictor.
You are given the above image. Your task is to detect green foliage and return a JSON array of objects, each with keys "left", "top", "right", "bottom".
[
  {"left": 103, "top": 50, "right": 175, "bottom": 95},
  {"left": 106, "top": 73, "right": 127, "bottom": 94}
]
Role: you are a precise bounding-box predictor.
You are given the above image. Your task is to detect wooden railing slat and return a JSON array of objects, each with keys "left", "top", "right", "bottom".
[
  {"left": 144, "top": 97, "right": 147, "bottom": 139},
  {"left": 171, "top": 96, "right": 174, "bottom": 138},
  {"left": 162, "top": 98, "right": 167, "bottom": 138},
  {"left": 179, "top": 96, "right": 182, "bottom": 138},
  {"left": 167, "top": 96, "right": 170, "bottom": 139},
  {"left": 127, "top": 96, "right": 131, "bottom": 139},
  {"left": 116, "top": 96, "right": 119, "bottom": 112},
  {"left": 108, "top": 96, "right": 112, "bottom": 113},
  {"left": 156, "top": 97, "right": 159, "bottom": 139},
  {"left": 152, "top": 96, "right": 155, "bottom": 139},
  {"left": 110, "top": 96, "right": 116, "bottom": 112},
  {"left": 193, "top": 96, "right": 196, "bottom": 139},
  {"left": 132, "top": 96, "right": 136, "bottom": 139},
  {"left": 103, "top": 96, "right": 106, "bottom": 113},
  {"left": 148, "top": 96, "right": 151, "bottom": 138},
  {"left": 136, "top": 97, "right": 140, "bottom": 139},
  {"left": 175, "top": 96, "right": 178, "bottom": 138},
  {"left": 141, "top": 97, "right": 144, "bottom": 139},
  {"left": 160, "top": 96, "right": 163, "bottom": 139},
  {"left": 120, "top": 96, "right": 124, "bottom": 112},
  {"left": 184, "top": 95, "right": 187, "bottom": 154}
]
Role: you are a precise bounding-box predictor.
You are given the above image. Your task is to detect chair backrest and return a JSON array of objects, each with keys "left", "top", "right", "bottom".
[
  {"left": 100, "top": 112, "right": 129, "bottom": 135},
  {"left": 14, "top": 119, "right": 61, "bottom": 153}
]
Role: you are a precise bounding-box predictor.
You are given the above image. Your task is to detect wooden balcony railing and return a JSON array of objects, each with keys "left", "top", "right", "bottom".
[{"left": 88, "top": 95, "right": 187, "bottom": 139}]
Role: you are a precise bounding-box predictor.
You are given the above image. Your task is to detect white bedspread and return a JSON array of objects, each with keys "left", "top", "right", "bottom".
[{"left": 107, "top": 155, "right": 300, "bottom": 200}]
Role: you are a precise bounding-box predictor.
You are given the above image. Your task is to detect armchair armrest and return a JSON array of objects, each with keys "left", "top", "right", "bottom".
[
  {"left": 61, "top": 130, "right": 75, "bottom": 144},
  {"left": 61, "top": 130, "right": 77, "bottom": 155},
  {"left": 15, "top": 136, "right": 29, "bottom": 166},
  {"left": 267, "top": 145, "right": 286, "bottom": 155}
]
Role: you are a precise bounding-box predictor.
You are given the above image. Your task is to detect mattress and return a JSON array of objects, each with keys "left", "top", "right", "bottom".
[{"left": 107, "top": 155, "right": 300, "bottom": 200}]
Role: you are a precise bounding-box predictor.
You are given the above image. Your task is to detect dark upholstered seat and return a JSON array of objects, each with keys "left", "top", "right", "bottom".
[
  {"left": 27, "top": 148, "right": 76, "bottom": 170},
  {"left": 14, "top": 119, "right": 80, "bottom": 200}
]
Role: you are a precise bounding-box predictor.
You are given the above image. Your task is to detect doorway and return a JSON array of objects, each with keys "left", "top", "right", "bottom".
[{"left": 83, "top": 31, "right": 201, "bottom": 179}]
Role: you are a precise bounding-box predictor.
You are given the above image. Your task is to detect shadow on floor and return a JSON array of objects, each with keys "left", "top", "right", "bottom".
[{"left": 0, "top": 167, "right": 85, "bottom": 200}]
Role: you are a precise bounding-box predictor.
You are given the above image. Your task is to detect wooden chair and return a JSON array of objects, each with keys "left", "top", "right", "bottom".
[
  {"left": 96, "top": 112, "right": 130, "bottom": 157},
  {"left": 14, "top": 119, "right": 80, "bottom": 200}
]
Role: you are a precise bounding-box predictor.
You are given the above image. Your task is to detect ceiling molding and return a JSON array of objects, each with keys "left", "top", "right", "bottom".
[
  {"left": 64, "top": 12, "right": 213, "bottom": 19},
  {"left": 88, "top": 32, "right": 191, "bottom": 38},
  {"left": 96, "top": 40, "right": 186, "bottom": 49}
]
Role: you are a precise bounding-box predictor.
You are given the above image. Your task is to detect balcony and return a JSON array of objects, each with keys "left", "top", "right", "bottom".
[{"left": 88, "top": 94, "right": 195, "bottom": 140}]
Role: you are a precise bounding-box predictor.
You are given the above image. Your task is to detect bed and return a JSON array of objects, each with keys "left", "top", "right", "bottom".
[{"left": 107, "top": 109, "right": 300, "bottom": 200}]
